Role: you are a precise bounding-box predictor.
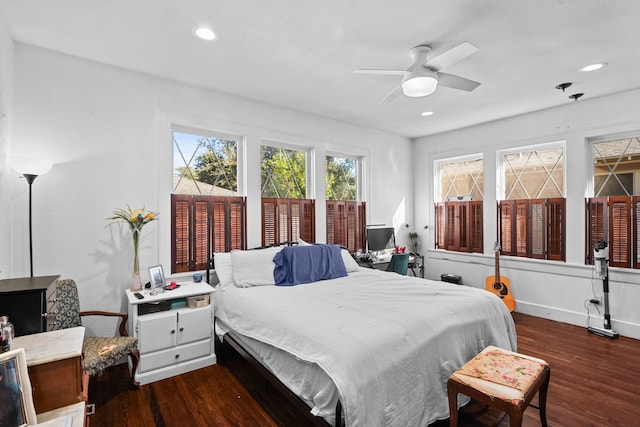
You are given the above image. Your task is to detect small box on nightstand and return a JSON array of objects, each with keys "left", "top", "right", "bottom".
[{"left": 187, "top": 294, "right": 210, "bottom": 308}]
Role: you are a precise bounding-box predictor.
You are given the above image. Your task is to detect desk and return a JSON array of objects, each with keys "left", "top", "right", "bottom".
[{"left": 357, "top": 254, "right": 424, "bottom": 278}]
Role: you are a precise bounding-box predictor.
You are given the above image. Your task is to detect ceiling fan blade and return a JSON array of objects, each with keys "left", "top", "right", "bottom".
[
  {"left": 354, "top": 69, "right": 405, "bottom": 76},
  {"left": 380, "top": 86, "right": 403, "bottom": 103},
  {"left": 426, "top": 42, "right": 479, "bottom": 70},
  {"left": 437, "top": 72, "right": 481, "bottom": 92}
]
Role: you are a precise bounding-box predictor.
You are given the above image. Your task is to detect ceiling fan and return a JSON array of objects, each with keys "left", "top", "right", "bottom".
[{"left": 354, "top": 41, "right": 481, "bottom": 103}]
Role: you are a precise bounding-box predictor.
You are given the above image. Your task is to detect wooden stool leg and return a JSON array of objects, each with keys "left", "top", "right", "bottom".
[
  {"left": 507, "top": 408, "right": 523, "bottom": 427},
  {"left": 447, "top": 381, "right": 459, "bottom": 427},
  {"left": 538, "top": 368, "right": 551, "bottom": 427}
]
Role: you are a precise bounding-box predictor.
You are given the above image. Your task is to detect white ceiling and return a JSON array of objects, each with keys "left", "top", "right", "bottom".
[{"left": 2, "top": 0, "right": 640, "bottom": 139}]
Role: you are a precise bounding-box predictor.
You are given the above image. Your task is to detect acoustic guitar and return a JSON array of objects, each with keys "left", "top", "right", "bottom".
[{"left": 485, "top": 243, "right": 516, "bottom": 312}]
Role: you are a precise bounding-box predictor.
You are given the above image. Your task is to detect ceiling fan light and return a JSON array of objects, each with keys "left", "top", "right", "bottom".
[{"left": 402, "top": 76, "right": 438, "bottom": 97}]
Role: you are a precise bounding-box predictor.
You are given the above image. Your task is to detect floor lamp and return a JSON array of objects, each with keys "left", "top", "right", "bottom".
[{"left": 10, "top": 157, "right": 53, "bottom": 277}]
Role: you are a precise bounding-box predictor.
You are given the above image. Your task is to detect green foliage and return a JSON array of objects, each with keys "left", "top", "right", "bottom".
[
  {"left": 261, "top": 146, "right": 306, "bottom": 198},
  {"left": 326, "top": 156, "right": 356, "bottom": 201},
  {"left": 175, "top": 137, "right": 237, "bottom": 191}
]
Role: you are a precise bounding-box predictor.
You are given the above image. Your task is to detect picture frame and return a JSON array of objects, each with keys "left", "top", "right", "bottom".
[
  {"left": 148, "top": 265, "right": 166, "bottom": 289},
  {"left": 0, "top": 348, "right": 37, "bottom": 427}
]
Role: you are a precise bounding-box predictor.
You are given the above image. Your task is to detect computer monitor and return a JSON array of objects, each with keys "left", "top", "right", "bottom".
[{"left": 366, "top": 227, "right": 395, "bottom": 253}]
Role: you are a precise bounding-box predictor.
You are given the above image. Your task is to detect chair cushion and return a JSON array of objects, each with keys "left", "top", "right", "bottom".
[
  {"left": 450, "top": 345, "right": 548, "bottom": 405},
  {"left": 83, "top": 336, "right": 138, "bottom": 376}
]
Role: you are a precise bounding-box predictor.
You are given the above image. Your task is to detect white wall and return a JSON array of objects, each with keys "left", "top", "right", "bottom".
[
  {"left": 413, "top": 89, "right": 640, "bottom": 339},
  {"left": 6, "top": 43, "right": 412, "bottom": 337},
  {"left": 0, "top": 16, "right": 14, "bottom": 279}
]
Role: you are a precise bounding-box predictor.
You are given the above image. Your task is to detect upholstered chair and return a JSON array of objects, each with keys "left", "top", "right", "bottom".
[
  {"left": 386, "top": 253, "right": 410, "bottom": 275},
  {"left": 55, "top": 279, "right": 139, "bottom": 388}
]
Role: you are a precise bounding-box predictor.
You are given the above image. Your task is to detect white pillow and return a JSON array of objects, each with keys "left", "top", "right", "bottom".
[
  {"left": 341, "top": 249, "right": 360, "bottom": 273},
  {"left": 213, "top": 252, "right": 234, "bottom": 289},
  {"left": 297, "top": 238, "right": 312, "bottom": 246},
  {"left": 231, "top": 247, "right": 282, "bottom": 287}
]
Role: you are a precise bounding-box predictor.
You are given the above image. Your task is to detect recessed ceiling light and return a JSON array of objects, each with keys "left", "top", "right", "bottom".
[
  {"left": 579, "top": 62, "right": 607, "bottom": 72},
  {"left": 192, "top": 26, "right": 218, "bottom": 41},
  {"left": 421, "top": 111, "right": 434, "bottom": 117}
]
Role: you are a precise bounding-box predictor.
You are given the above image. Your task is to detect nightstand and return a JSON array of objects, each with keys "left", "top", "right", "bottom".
[{"left": 125, "top": 281, "right": 216, "bottom": 385}]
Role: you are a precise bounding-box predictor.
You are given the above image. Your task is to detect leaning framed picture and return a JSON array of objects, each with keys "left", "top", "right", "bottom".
[
  {"left": 0, "top": 348, "right": 37, "bottom": 427},
  {"left": 149, "top": 265, "right": 166, "bottom": 289}
]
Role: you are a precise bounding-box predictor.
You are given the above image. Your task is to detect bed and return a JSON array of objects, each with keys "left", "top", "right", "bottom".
[{"left": 212, "top": 244, "right": 517, "bottom": 427}]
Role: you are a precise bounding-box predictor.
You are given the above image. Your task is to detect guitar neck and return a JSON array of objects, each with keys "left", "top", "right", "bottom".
[{"left": 495, "top": 250, "right": 501, "bottom": 283}]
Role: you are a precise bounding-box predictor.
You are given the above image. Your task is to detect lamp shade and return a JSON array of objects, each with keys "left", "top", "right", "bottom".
[
  {"left": 9, "top": 157, "right": 53, "bottom": 176},
  {"left": 401, "top": 69, "right": 438, "bottom": 97}
]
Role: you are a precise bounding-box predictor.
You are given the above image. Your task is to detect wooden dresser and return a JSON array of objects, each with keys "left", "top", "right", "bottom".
[{"left": 12, "top": 326, "right": 87, "bottom": 416}]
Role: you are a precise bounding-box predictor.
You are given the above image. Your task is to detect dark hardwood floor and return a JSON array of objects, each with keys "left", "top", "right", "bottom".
[{"left": 88, "top": 313, "right": 640, "bottom": 426}]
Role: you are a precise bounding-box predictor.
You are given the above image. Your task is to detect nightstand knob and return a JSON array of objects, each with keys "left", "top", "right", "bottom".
[
  {"left": 179, "top": 327, "right": 184, "bottom": 332},
  {"left": 175, "top": 354, "right": 180, "bottom": 359},
  {"left": 171, "top": 329, "right": 176, "bottom": 334}
]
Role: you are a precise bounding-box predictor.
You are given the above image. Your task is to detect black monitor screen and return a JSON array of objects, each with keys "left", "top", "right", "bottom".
[{"left": 366, "top": 227, "right": 395, "bottom": 252}]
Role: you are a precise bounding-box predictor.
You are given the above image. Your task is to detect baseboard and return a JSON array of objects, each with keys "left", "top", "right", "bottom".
[{"left": 516, "top": 301, "right": 640, "bottom": 340}]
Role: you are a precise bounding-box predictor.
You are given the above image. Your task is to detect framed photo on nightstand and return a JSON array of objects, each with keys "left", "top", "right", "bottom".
[{"left": 149, "top": 265, "right": 166, "bottom": 289}]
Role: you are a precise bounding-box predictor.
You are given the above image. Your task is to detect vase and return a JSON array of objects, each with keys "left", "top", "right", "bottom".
[{"left": 130, "top": 230, "right": 142, "bottom": 292}]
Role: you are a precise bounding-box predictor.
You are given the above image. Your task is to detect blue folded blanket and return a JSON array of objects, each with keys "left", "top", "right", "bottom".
[{"left": 273, "top": 244, "right": 348, "bottom": 286}]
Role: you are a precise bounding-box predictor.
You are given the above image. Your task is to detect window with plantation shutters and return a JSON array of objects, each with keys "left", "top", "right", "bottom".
[
  {"left": 587, "top": 136, "right": 640, "bottom": 269},
  {"left": 498, "top": 198, "right": 565, "bottom": 261},
  {"left": 326, "top": 200, "right": 366, "bottom": 253},
  {"left": 434, "top": 156, "right": 484, "bottom": 254},
  {"left": 586, "top": 196, "right": 640, "bottom": 269},
  {"left": 262, "top": 198, "right": 315, "bottom": 246},
  {"left": 499, "top": 144, "right": 565, "bottom": 261},
  {"left": 325, "top": 155, "right": 365, "bottom": 253},
  {"left": 172, "top": 130, "right": 246, "bottom": 273},
  {"left": 171, "top": 195, "right": 246, "bottom": 273}
]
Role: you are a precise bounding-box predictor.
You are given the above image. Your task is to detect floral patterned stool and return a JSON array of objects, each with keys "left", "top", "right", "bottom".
[{"left": 447, "top": 346, "right": 550, "bottom": 427}]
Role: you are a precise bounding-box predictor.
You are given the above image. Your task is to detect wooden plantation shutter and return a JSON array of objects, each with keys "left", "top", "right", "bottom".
[
  {"left": 173, "top": 195, "right": 191, "bottom": 272},
  {"left": 469, "top": 201, "right": 484, "bottom": 253},
  {"left": 262, "top": 198, "right": 316, "bottom": 246},
  {"left": 171, "top": 194, "right": 247, "bottom": 273},
  {"left": 499, "top": 198, "right": 565, "bottom": 261},
  {"left": 435, "top": 201, "right": 483, "bottom": 253},
  {"left": 609, "top": 196, "right": 631, "bottom": 268},
  {"left": 634, "top": 197, "right": 640, "bottom": 269},
  {"left": 499, "top": 200, "right": 516, "bottom": 256},
  {"left": 435, "top": 203, "right": 446, "bottom": 250},
  {"left": 585, "top": 197, "right": 607, "bottom": 265},
  {"left": 326, "top": 201, "right": 366, "bottom": 253},
  {"left": 547, "top": 198, "right": 566, "bottom": 261}
]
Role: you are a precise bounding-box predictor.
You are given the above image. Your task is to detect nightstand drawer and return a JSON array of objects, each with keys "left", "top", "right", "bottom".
[{"left": 139, "top": 338, "right": 212, "bottom": 372}]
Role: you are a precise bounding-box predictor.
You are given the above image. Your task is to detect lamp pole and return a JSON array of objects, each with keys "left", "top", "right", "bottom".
[{"left": 23, "top": 174, "right": 38, "bottom": 277}]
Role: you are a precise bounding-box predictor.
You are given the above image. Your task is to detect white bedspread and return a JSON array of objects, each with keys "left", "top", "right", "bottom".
[{"left": 215, "top": 268, "right": 517, "bottom": 427}]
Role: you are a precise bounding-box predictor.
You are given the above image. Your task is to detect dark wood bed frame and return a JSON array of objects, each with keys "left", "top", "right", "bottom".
[{"left": 206, "top": 244, "right": 344, "bottom": 427}]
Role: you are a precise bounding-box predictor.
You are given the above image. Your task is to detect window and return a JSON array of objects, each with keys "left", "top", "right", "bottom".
[
  {"left": 171, "top": 131, "right": 246, "bottom": 273},
  {"left": 586, "top": 136, "right": 640, "bottom": 268},
  {"left": 434, "top": 156, "right": 483, "bottom": 253},
  {"left": 498, "top": 144, "right": 565, "bottom": 261},
  {"left": 325, "top": 155, "right": 366, "bottom": 253},
  {"left": 261, "top": 144, "right": 315, "bottom": 245}
]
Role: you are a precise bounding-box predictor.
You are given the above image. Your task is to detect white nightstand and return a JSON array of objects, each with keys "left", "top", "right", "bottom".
[{"left": 125, "top": 281, "right": 216, "bottom": 385}]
